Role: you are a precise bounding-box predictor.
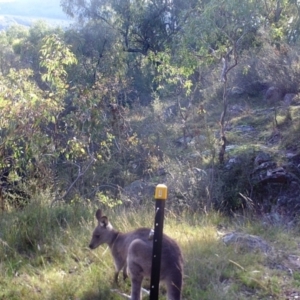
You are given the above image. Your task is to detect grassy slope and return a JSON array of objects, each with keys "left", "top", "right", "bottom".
[
  {"left": 1, "top": 201, "right": 300, "bottom": 299},
  {"left": 1, "top": 92, "right": 300, "bottom": 299}
]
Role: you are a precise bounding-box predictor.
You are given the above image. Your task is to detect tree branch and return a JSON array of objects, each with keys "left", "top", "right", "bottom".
[{"left": 51, "top": 156, "right": 95, "bottom": 207}]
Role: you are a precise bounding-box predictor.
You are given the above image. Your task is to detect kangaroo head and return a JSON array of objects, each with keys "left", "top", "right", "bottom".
[{"left": 89, "top": 209, "right": 114, "bottom": 249}]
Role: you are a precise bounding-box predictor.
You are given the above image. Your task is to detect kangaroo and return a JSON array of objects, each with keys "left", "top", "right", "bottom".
[{"left": 89, "top": 209, "right": 183, "bottom": 300}]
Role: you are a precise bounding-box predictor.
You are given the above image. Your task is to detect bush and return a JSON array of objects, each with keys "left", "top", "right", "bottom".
[{"left": 0, "top": 200, "right": 92, "bottom": 256}]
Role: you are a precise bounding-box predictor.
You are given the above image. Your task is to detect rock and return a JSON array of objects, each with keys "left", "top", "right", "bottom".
[
  {"left": 222, "top": 232, "right": 271, "bottom": 253},
  {"left": 253, "top": 161, "right": 277, "bottom": 172},
  {"left": 265, "top": 86, "right": 282, "bottom": 104},
  {"left": 225, "top": 156, "right": 241, "bottom": 169},
  {"left": 254, "top": 152, "right": 272, "bottom": 166},
  {"left": 283, "top": 93, "right": 297, "bottom": 106},
  {"left": 287, "top": 153, "right": 300, "bottom": 166},
  {"left": 258, "top": 168, "right": 290, "bottom": 185}
]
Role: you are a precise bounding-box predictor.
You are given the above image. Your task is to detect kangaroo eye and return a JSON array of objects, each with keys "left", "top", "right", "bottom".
[{"left": 94, "top": 234, "right": 100, "bottom": 238}]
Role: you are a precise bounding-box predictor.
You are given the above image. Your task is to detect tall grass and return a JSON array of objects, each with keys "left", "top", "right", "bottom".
[{"left": 1, "top": 200, "right": 300, "bottom": 299}]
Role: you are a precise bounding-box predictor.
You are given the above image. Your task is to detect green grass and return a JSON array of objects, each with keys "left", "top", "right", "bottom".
[{"left": 1, "top": 201, "right": 300, "bottom": 299}]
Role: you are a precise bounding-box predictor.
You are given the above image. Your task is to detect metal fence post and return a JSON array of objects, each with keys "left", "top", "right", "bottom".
[{"left": 149, "top": 184, "right": 168, "bottom": 300}]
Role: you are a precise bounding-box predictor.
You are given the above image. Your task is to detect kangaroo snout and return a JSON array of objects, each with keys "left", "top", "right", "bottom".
[{"left": 88, "top": 240, "right": 100, "bottom": 249}]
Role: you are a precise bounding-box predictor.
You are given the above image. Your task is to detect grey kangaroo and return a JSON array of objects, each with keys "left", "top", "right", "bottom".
[{"left": 89, "top": 209, "right": 183, "bottom": 300}]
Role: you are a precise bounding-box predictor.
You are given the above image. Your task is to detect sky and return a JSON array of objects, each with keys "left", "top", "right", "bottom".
[
  {"left": 0, "top": 0, "right": 60, "bottom": 3},
  {"left": 0, "top": 0, "right": 68, "bottom": 19},
  {"left": 0, "top": 0, "right": 71, "bottom": 29}
]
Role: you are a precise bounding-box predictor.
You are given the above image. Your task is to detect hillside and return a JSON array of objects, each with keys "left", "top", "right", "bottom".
[
  {"left": 1, "top": 0, "right": 300, "bottom": 298},
  {"left": 0, "top": 0, "right": 70, "bottom": 29}
]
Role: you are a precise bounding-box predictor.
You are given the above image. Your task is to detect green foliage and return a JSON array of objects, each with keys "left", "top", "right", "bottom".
[
  {"left": 5, "top": 24, "right": 29, "bottom": 44},
  {"left": 96, "top": 192, "right": 122, "bottom": 209},
  {"left": 0, "top": 67, "right": 56, "bottom": 160},
  {"left": 150, "top": 50, "right": 195, "bottom": 95},
  {"left": 1, "top": 1, "right": 300, "bottom": 298},
  {"left": 63, "top": 20, "right": 126, "bottom": 86},
  {"left": 61, "top": 0, "right": 195, "bottom": 55},
  {"left": 0, "top": 0, "right": 300, "bottom": 212},
  {"left": 40, "top": 33, "right": 77, "bottom": 96},
  {"left": 178, "top": 0, "right": 263, "bottom": 69},
  {"left": 1, "top": 201, "right": 90, "bottom": 256}
]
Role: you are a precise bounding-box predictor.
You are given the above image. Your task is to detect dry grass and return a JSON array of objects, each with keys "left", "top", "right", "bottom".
[
  {"left": 1, "top": 93, "right": 300, "bottom": 299},
  {"left": 1, "top": 202, "right": 300, "bottom": 299}
]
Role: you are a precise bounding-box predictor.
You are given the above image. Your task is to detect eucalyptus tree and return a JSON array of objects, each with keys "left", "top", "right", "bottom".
[
  {"left": 60, "top": 0, "right": 199, "bottom": 98},
  {"left": 262, "top": 0, "right": 300, "bottom": 44},
  {"left": 1, "top": 22, "right": 64, "bottom": 87},
  {"left": 64, "top": 20, "right": 125, "bottom": 86},
  {"left": 0, "top": 34, "right": 78, "bottom": 206},
  {"left": 61, "top": 0, "right": 196, "bottom": 56},
  {"left": 0, "top": 32, "right": 16, "bottom": 75},
  {"left": 0, "top": 25, "right": 29, "bottom": 74},
  {"left": 168, "top": 0, "right": 265, "bottom": 163}
]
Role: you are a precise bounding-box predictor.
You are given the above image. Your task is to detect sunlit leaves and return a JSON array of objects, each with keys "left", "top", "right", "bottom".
[
  {"left": 0, "top": 67, "right": 59, "bottom": 175},
  {"left": 40, "top": 34, "right": 77, "bottom": 96},
  {"left": 149, "top": 50, "right": 194, "bottom": 95}
]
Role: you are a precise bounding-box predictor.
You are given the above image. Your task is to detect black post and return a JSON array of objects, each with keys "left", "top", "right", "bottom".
[{"left": 149, "top": 184, "right": 167, "bottom": 300}]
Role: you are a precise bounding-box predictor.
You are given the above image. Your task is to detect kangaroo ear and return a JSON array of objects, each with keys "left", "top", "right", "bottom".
[
  {"left": 100, "top": 216, "right": 109, "bottom": 228},
  {"left": 95, "top": 209, "right": 102, "bottom": 221}
]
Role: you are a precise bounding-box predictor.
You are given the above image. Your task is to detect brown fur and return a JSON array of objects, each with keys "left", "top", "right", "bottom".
[{"left": 89, "top": 209, "right": 183, "bottom": 300}]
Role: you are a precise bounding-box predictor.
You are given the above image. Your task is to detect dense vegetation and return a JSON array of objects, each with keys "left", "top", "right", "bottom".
[
  {"left": 1, "top": 0, "right": 300, "bottom": 298},
  {"left": 1, "top": 0, "right": 299, "bottom": 212}
]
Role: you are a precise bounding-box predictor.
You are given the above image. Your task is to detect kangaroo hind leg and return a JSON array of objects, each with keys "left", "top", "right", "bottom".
[
  {"left": 128, "top": 262, "right": 143, "bottom": 300},
  {"left": 166, "top": 275, "right": 182, "bottom": 300}
]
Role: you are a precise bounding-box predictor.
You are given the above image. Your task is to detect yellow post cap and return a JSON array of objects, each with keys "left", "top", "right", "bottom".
[{"left": 155, "top": 184, "right": 168, "bottom": 200}]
